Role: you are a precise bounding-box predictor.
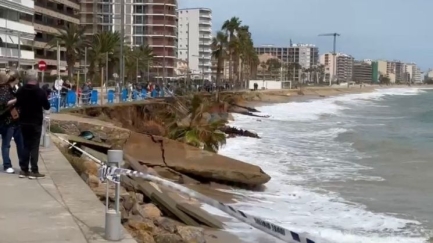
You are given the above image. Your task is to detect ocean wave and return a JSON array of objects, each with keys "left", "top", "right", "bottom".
[{"left": 213, "top": 88, "right": 430, "bottom": 242}]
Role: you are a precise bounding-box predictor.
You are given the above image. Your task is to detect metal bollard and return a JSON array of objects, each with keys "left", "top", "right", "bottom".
[
  {"left": 40, "top": 121, "right": 46, "bottom": 146},
  {"left": 105, "top": 150, "right": 123, "bottom": 241},
  {"left": 41, "top": 111, "right": 51, "bottom": 148}
]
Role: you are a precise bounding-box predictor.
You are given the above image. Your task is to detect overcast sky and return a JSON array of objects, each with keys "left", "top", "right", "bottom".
[{"left": 179, "top": 0, "right": 432, "bottom": 70}]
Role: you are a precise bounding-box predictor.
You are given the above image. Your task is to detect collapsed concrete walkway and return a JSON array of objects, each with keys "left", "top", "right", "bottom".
[{"left": 0, "top": 142, "right": 136, "bottom": 243}]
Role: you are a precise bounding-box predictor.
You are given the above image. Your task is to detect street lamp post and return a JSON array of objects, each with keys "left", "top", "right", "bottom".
[{"left": 120, "top": 0, "right": 125, "bottom": 88}]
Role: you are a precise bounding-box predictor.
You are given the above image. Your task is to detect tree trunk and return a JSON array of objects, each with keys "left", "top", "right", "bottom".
[{"left": 67, "top": 59, "right": 74, "bottom": 82}]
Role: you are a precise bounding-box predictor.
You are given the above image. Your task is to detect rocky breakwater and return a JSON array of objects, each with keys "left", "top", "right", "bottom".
[{"left": 77, "top": 155, "right": 219, "bottom": 243}]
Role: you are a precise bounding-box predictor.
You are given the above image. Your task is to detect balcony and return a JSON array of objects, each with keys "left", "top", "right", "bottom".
[
  {"left": 143, "top": 10, "right": 176, "bottom": 17},
  {"left": 0, "top": 47, "right": 34, "bottom": 60},
  {"left": 0, "top": 19, "right": 35, "bottom": 39},
  {"left": 34, "top": 6, "right": 79, "bottom": 24},
  {"left": 143, "top": 0, "right": 176, "bottom": 6},
  {"left": 1, "top": 0, "right": 34, "bottom": 15},
  {"left": 142, "top": 31, "right": 176, "bottom": 38},
  {"left": 199, "top": 27, "right": 212, "bottom": 33}
]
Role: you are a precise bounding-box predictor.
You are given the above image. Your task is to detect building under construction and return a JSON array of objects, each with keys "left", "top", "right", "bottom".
[{"left": 80, "top": 0, "right": 178, "bottom": 78}]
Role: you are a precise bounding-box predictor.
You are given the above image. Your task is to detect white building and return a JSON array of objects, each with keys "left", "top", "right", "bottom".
[
  {"left": 405, "top": 63, "right": 422, "bottom": 83},
  {"left": 0, "top": 0, "right": 35, "bottom": 69},
  {"left": 320, "top": 52, "right": 354, "bottom": 82},
  {"left": 177, "top": 8, "right": 212, "bottom": 81}
]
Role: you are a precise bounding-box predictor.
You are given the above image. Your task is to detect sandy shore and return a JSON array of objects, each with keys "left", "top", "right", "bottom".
[{"left": 239, "top": 84, "right": 431, "bottom": 108}]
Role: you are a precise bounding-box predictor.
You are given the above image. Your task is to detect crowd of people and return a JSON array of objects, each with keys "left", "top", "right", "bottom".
[{"left": 0, "top": 70, "right": 50, "bottom": 179}]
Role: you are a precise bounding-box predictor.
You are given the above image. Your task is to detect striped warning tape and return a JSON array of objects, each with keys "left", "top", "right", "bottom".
[{"left": 52, "top": 133, "right": 326, "bottom": 243}]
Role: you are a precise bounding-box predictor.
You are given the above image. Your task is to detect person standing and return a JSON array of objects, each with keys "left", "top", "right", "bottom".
[
  {"left": 0, "top": 71, "right": 24, "bottom": 174},
  {"left": 15, "top": 70, "right": 50, "bottom": 179},
  {"left": 60, "top": 79, "right": 71, "bottom": 108}
]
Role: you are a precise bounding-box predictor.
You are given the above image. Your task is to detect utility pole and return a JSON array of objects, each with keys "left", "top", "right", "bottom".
[
  {"left": 84, "top": 47, "right": 88, "bottom": 83},
  {"left": 17, "top": 32, "right": 21, "bottom": 70},
  {"left": 186, "top": 22, "right": 190, "bottom": 89},
  {"left": 120, "top": 0, "right": 125, "bottom": 88},
  {"left": 136, "top": 57, "right": 138, "bottom": 83},
  {"left": 162, "top": 0, "right": 166, "bottom": 88},
  {"left": 105, "top": 52, "right": 108, "bottom": 88},
  {"left": 201, "top": 33, "right": 205, "bottom": 86}
]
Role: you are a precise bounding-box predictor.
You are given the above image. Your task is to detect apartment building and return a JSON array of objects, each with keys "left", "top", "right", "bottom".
[
  {"left": 320, "top": 52, "right": 353, "bottom": 83},
  {"left": 336, "top": 54, "right": 354, "bottom": 82},
  {"left": 80, "top": 0, "right": 178, "bottom": 78},
  {"left": 353, "top": 60, "right": 372, "bottom": 83},
  {"left": 255, "top": 45, "right": 290, "bottom": 63},
  {"left": 0, "top": 0, "right": 35, "bottom": 69},
  {"left": 19, "top": 0, "right": 80, "bottom": 74},
  {"left": 286, "top": 44, "right": 318, "bottom": 82},
  {"left": 177, "top": 8, "right": 212, "bottom": 81},
  {"left": 405, "top": 63, "right": 423, "bottom": 83}
]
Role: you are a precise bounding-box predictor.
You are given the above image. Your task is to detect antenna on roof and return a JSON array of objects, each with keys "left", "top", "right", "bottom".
[{"left": 289, "top": 39, "right": 293, "bottom": 47}]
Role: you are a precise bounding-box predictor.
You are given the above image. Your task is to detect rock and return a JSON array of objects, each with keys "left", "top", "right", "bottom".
[
  {"left": 154, "top": 217, "right": 179, "bottom": 234},
  {"left": 124, "top": 132, "right": 271, "bottom": 187},
  {"left": 86, "top": 174, "right": 100, "bottom": 188},
  {"left": 122, "top": 194, "right": 136, "bottom": 212},
  {"left": 136, "top": 231, "right": 155, "bottom": 243},
  {"left": 176, "top": 226, "right": 206, "bottom": 243},
  {"left": 83, "top": 160, "right": 99, "bottom": 176},
  {"left": 128, "top": 220, "right": 157, "bottom": 234},
  {"left": 142, "top": 203, "right": 162, "bottom": 219},
  {"left": 120, "top": 203, "right": 130, "bottom": 221},
  {"left": 154, "top": 233, "right": 185, "bottom": 243},
  {"left": 126, "top": 220, "right": 156, "bottom": 243},
  {"left": 132, "top": 202, "right": 146, "bottom": 218},
  {"left": 92, "top": 183, "right": 129, "bottom": 201},
  {"left": 136, "top": 192, "right": 144, "bottom": 204}
]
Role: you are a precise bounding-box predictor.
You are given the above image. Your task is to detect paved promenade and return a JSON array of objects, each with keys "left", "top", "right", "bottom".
[{"left": 0, "top": 142, "right": 136, "bottom": 243}]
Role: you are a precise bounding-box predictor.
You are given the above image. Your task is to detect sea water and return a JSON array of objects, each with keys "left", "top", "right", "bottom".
[{"left": 208, "top": 88, "right": 433, "bottom": 243}]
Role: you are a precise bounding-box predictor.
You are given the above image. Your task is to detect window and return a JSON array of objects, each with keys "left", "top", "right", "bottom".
[
  {"left": 134, "top": 36, "right": 143, "bottom": 45},
  {"left": 133, "top": 15, "right": 143, "bottom": 24},
  {"left": 134, "top": 26, "right": 144, "bottom": 34},
  {"left": 134, "top": 5, "right": 143, "bottom": 13}
]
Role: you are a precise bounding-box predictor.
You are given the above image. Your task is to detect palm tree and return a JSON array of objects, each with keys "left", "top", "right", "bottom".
[
  {"left": 286, "top": 62, "right": 302, "bottom": 86},
  {"left": 237, "top": 25, "right": 257, "bottom": 85},
  {"left": 260, "top": 62, "right": 267, "bottom": 80},
  {"left": 222, "top": 17, "right": 242, "bottom": 85},
  {"left": 125, "top": 45, "right": 153, "bottom": 81},
  {"left": 211, "top": 31, "right": 228, "bottom": 94},
  {"left": 167, "top": 95, "right": 226, "bottom": 152},
  {"left": 88, "top": 31, "right": 122, "bottom": 82},
  {"left": 48, "top": 24, "right": 86, "bottom": 81},
  {"left": 266, "top": 58, "right": 281, "bottom": 80}
]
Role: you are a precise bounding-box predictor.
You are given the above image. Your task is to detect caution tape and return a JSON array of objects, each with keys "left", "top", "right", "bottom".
[{"left": 51, "top": 132, "right": 326, "bottom": 243}]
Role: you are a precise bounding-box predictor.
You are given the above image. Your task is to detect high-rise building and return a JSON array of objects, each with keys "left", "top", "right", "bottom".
[
  {"left": 0, "top": 1, "right": 35, "bottom": 69},
  {"left": 80, "top": 0, "right": 178, "bottom": 78},
  {"left": 320, "top": 52, "right": 353, "bottom": 82},
  {"left": 288, "top": 44, "right": 318, "bottom": 82},
  {"left": 353, "top": 60, "right": 372, "bottom": 83},
  {"left": 288, "top": 44, "right": 318, "bottom": 69},
  {"left": 177, "top": 8, "right": 212, "bottom": 81},
  {"left": 336, "top": 54, "right": 354, "bottom": 82},
  {"left": 254, "top": 45, "right": 290, "bottom": 63},
  {"left": 21, "top": 0, "right": 80, "bottom": 74}
]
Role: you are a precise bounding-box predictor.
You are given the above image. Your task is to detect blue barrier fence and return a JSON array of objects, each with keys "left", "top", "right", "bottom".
[{"left": 49, "top": 88, "right": 166, "bottom": 113}]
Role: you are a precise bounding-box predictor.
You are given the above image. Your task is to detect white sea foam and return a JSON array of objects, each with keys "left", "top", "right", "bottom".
[{"left": 208, "top": 88, "right": 430, "bottom": 243}]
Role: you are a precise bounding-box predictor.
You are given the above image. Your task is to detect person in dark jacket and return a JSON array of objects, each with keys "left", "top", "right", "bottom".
[
  {"left": 0, "top": 70, "right": 24, "bottom": 174},
  {"left": 15, "top": 70, "right": 50, "bottom": 179}
]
